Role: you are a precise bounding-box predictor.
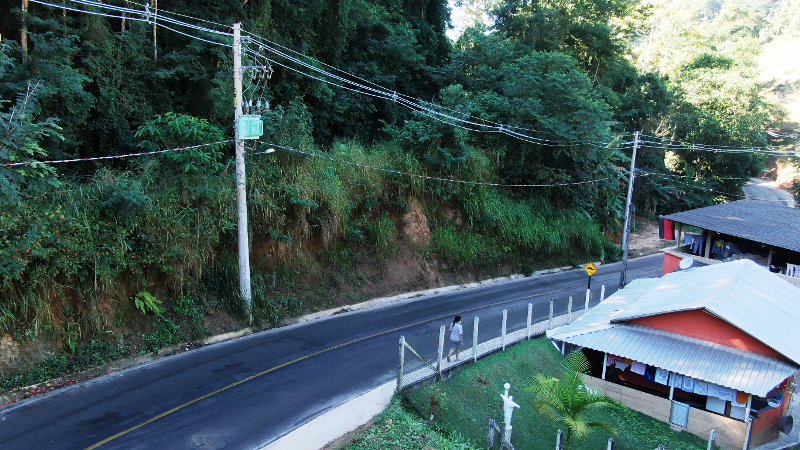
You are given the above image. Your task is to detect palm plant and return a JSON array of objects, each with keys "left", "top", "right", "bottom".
[{"left": 525, "top": 351, "right": 620, "bottom": 449}]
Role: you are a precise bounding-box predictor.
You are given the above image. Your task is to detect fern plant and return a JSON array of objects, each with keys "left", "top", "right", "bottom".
[{"left": 134, "top": 291, "right": 163, "bottom": 316}]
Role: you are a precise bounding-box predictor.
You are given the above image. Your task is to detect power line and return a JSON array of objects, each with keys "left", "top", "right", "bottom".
[
  {"left": 252, "top": 142, "right": 619, "bottom": 188},
  {"left": 638, "top": 170, "right": 746, "bottom": 199},
  {"left": 27, "top": 1, "right": 793, "bottom": 158},
  {"left": 66, "top": 0, "right": 232, "bottom": 37},
  {"left": 242, "top": 33, "right": 612, "bottom": 148},
  {"left": 30, "top": 0, "right": 234, "bottom": 48},
  {"left": 638, "top": 133, "right": 797, "bottom": 156},
  {"left": 241, "top": 30, "right": 583, "bottom": 139},
  {"left": 125, "top": 0, "right": 232, "bottom": 31},
  {"left": 1, "top": 141, "right": 233, "bottom": 166}
]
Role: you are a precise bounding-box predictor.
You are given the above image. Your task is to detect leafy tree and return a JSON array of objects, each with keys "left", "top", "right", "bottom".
[
  {"left": 790, "top": 178, "right": 800, "bottom": 204},
  {"left": 0, "top": 82, "right": 62, "bottom": 205},
  {"left": 525, "top": 351, "right": 620, "bottom": 450},
  {"left": 134, "top": 112, "right": 227, "bottom": 174},
  {"left": 0, "top": 12, "right": 94, "bottom": 158},
  {"left": 664, "top": 52, "right": 772, "bottom": 195}
]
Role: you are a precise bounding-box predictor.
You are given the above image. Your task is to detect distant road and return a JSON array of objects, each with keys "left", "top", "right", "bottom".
[
  {"left": 0, "top": 254, "right": 663, "bottom": 450},
  {"left": 743, "top": 178, "right": 795, "bottom": 207}
]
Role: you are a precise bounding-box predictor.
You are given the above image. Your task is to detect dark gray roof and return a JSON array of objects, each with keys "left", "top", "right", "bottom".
[{"left": 663, "top": 200, "right": 800, "bottom": 252}]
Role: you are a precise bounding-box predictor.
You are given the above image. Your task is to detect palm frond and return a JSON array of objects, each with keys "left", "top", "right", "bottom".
[{"left": 525, "top": 349, "right": 620, "bottom": 447}]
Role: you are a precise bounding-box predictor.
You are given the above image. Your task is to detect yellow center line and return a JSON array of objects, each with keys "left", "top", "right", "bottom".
[{"left": 86, "top": 267, "right": 659, "bottom": 448}]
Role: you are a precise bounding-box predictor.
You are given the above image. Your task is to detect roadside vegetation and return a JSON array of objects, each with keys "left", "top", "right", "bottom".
[
  {"left": 1, "top": 0, "right": 795, "bottom": 387},
  {"left": 339, "top": 398, "right": 477, "bottom": 450}
]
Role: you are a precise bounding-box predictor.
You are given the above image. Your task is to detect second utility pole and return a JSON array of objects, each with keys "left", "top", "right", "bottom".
[
  {"left": 233, "top": 23, "right": 253, "bottom": 322},
  {"left": 618, "top": 131, "right": 640, "bottom": 289}
]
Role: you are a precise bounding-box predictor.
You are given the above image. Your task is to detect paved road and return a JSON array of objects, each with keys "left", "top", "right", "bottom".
[
  {"left": 743, "top": 178, "right": 795, "bottom": 207},
  {"left": 0, "top": 254, "right": 663, "bottom": 450}
]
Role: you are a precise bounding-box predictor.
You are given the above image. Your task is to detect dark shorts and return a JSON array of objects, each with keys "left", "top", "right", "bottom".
[{"left": 450, "top": 339, "right": 462, "bottom": 349}]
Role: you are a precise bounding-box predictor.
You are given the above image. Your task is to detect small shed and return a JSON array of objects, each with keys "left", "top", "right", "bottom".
[
  {"left": 548, "top": 260, "right": 800, "bottom": 449},
  {"left": 659, "top": 200, "right": 800, "bottom": 288}
]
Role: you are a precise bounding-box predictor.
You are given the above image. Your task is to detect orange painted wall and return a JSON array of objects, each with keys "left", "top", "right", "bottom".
[
  {"left": 751, "top": 396, "right": 788, "bottom": 434},
  {"left": 663, "top": 253, "right": 682, "bottom": 275},
  {"left": 630, "top": 310, "right": 785, "bottom": 360}
]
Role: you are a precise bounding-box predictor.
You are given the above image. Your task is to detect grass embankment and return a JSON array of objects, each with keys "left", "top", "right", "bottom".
[
  {"left": 381, "top": 338, "right": 710, "bottom": 450},
  {"left": 340, "top": 399, "right": 477, "bottom": 450}
]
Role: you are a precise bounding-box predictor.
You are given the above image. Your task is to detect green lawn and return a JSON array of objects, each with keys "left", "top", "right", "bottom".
[{"left": 405, "top": 338, "right": 711, "bottom": 450}]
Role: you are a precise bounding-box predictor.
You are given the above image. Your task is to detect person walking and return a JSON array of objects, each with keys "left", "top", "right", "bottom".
[{"left": 446, "top": 315, "right": 463, "bottom": 362}]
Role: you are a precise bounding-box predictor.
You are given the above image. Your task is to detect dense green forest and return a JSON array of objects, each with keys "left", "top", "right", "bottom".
[{"left": 0, "top": 0, "right": 795, "bottom": 381}]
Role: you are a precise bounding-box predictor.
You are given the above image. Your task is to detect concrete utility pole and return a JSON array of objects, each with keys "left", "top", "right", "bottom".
[
  {"left": 618, "top": 131, "right": 640, "bottom": 289},
  {"left": 233, "top": 23, "right": 253, "bottom": 322}
]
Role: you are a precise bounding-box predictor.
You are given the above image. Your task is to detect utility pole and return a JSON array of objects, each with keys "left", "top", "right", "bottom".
[
  {"left": 233, "top": 23, "right": 252, "bottom": 322},
  {"left": 618, "top": 131, "right": 640, "bottom": 289}
]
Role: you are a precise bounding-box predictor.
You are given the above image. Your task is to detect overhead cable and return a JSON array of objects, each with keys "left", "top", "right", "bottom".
[
  {"left": 1, "top": 141, "right": 233, "bottom": 167},
  {"left": 253, "top": 142, "right": 619, "bottom": 188},
  {"left": 243, "top": 33, "right": 610, "bottom": 148}
]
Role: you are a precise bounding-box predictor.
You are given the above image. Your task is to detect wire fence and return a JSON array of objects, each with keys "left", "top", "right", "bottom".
[{"left": 397, "top": 284, "right": 618, "bottom": 390}]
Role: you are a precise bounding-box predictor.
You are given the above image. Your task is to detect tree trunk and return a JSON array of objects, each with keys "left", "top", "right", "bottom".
[
  {"left": 151, "top": 0, "right": 157, "bottom": 60},
  {"left": 21, "top": 0, "right": 29, "bottom": 59}
]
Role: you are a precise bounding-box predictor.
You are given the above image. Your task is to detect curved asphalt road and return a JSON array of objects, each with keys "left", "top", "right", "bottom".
[
  {"left": 0, "top": 254, "right": 663, "bottom": 450},
  {"left": 743, "top": 178, "right": 795, "bottom": 207}
]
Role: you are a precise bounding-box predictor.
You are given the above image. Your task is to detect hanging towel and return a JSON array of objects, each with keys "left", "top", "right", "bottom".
[
  {"left": 654, "top": 368, "right": 670, "bottom": 385},
  {"left": 681, "top": 377, "right": 695, "bottom": 393},
  {"left": 631, "top": 361, "right": 646, "bottom": 375},
  {"left": 614, "top": 361, "right": 630, "bottom": 371},
  {"left": 671, "top": 373, "right": 684, "bottom": 389},
  {"left": 659, "top": 217, "right": 674, "bottom": 240},
  {"left": 644, "top": 366, "right": 657, "bottom": 383},
  {"left": 707, "top": 383, "right": 736, "bottom": 401},
  {"left": 607, "top": 354, "right": 616, "bottom": 365},
  {"left": 694, "top": 380, "right": 708, "bottom": 395},
  {"left": 718, "top": 386, "right": 736, "bottom": 402}
]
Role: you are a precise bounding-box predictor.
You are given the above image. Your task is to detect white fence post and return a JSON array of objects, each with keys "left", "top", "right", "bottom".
[
  {"left": 527, "top": 303, "right": 533, "bottom": 339},
  {"left": 568, "top": 294, "right": 573, "bottom": 323},
  {"left": 549, "top": 298, "right": 554, "bottom": 329},
  {"left": 501, "top": 309, "right": 507, "bottom": 351},
  {"left": 707, "top": 429, "right": 716, "bottom": 450},
  {"left": 437, "top": 325, "right": 445, "bottom": 379},
  {"left": 743, "top": 417, "right": 753, "bottom": 450},
  {"left": 556, "top": 429, "right": 564, "bottom": 450},
  {"left": 473, "top": 316, "right": 480, "bottom": 362},
  {"left": 600, "top": 284, "right": 606, "bottom": 301},
  {"left": 585, "top": 288, "right": 591, "bottom": 312},
  {"left": 397, "top": 336, "right": 405, "bottom": 390}
]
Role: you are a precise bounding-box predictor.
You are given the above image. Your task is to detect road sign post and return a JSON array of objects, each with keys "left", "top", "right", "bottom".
[{"left": 585, "top": 262, "right": 597, "bottom": 290}]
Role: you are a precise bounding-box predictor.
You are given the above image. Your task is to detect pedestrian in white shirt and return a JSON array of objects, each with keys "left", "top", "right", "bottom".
[{"left": 446, "top": 315, "right": 463, "bottom": 362}]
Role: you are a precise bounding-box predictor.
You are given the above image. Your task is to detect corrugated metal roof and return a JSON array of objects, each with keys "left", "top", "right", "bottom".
[
  {"left": 663, "top": 200, "right": 800, "bottom": 252},
  {"left": 548, "top": 260, "right": 800, "bottom": 395},
  {"left": 559, "top": 324, "right": 796, "bottom": 396}
]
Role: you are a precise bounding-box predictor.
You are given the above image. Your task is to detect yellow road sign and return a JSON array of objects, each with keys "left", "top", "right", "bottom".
[{"left": 585, "top": 262, "right": 597, "bottom": 276}]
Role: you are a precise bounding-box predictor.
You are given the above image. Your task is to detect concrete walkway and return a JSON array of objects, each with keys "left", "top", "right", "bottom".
[{"left": 261, "top": 381, "right": 396, "bottom": 450}]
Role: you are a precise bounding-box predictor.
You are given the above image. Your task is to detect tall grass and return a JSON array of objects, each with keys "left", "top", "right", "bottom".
[
  {"left": 462, "top": 190, "right": 607, "bottom": 258},
  {"left": 0, "top": 131, "right": 613, "bottom": 357}
]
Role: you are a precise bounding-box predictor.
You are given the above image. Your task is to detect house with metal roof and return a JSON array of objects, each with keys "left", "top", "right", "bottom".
[
  {"left": 548, "top": 260, "right": 800, "bottom": 450},
  {"left": 659, "top": 200, "right": 800, "bottom": 288}
]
